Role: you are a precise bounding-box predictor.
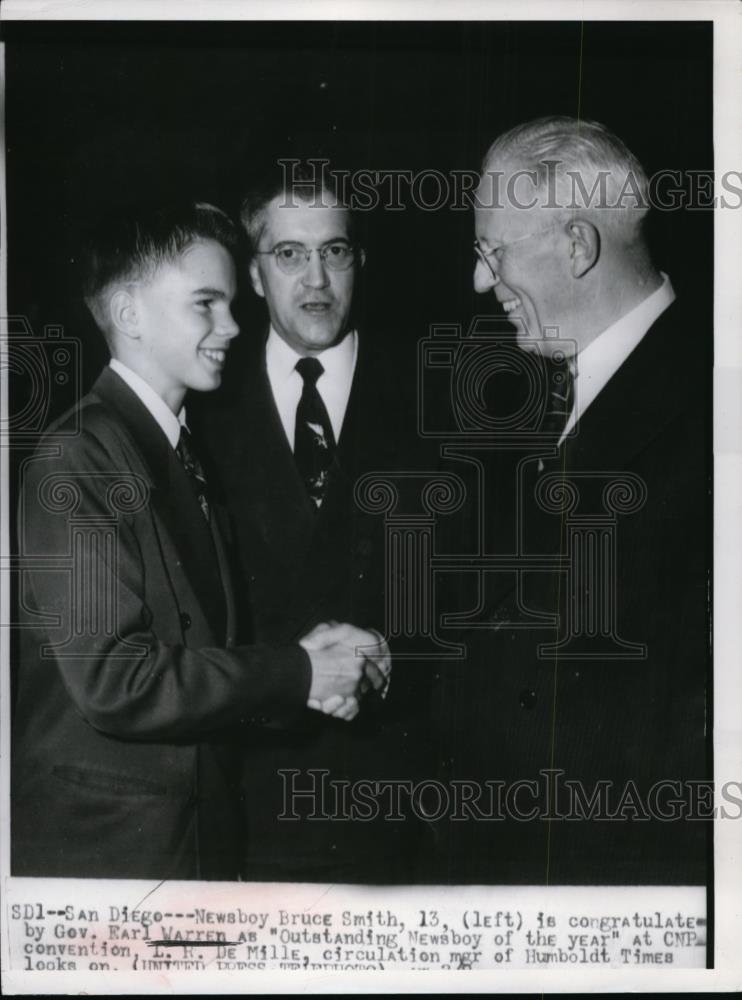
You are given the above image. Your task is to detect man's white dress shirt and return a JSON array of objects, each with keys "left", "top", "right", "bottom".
[
  {"left": 265, "top": 328, "right": 358, "bottom": 450},
  {"left": 561, "top": 274, "right": 676, "bottom": 442}
]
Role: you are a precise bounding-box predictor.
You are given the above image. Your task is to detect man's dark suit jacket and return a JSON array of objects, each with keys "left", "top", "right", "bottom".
[
  {"left": 12, "top": 367, "right": 310, "bottom": 880},
  {"left": 434, "top": 295, "right": 711, "bottom": 885},
  {"left": 199, "top": 330, "right": 435, "bottom": 883}
]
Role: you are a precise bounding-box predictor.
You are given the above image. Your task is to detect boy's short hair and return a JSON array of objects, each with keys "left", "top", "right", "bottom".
[{"left": 82, "top": 201, "right": 241, "bottom": 335}]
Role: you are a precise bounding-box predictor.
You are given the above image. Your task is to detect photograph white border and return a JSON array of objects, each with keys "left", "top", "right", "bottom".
[{"left": 1, "top": 0, "right": 740, "bottom": 993}]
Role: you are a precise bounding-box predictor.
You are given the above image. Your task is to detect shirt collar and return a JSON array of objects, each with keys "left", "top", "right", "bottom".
[
  {"left": 109, "top": 358, "right": 187, "bottom": 449},
  {"left": 577, "top": 273, "right": 675, "bottom": 371},
  {"left": 265, "top": 326, "right": 358, "bottom": 387},
  {"left": 562, "top": 274, "right": 675, "bottom": 440}
]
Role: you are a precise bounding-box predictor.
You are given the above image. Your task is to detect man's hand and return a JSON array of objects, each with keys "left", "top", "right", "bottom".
[
  {"left": 300, "top": 622, "right": 389, "bottom": 719},
  {"left": 306, "top": 694, "right": 360, "bottom": 721},
  {"left": 359, "top": 628, "right": 392, "bottom": 697}
]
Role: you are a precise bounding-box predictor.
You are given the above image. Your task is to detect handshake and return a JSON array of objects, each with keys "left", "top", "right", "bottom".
[{"left": 300, "top": 622, "right": 391, "bottom": 722}]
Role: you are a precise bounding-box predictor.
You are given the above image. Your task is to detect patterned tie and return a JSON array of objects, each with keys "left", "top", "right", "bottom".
[
  {"left": 294, "top": 357, "right": 336, "bottom": 510},
  {"left": 541, "top": 352, "right": 576, "bottom": 441},
  {"left": 176, "top": 426, "right": 210, "bottom": 520}
]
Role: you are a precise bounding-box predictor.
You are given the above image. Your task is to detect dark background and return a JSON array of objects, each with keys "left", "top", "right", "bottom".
[
  {"left": 3, "top": 19, "right": 713, "bottom": 421},
  {"left": 1, "top": 18, "right": 716, "bottom": 922}
]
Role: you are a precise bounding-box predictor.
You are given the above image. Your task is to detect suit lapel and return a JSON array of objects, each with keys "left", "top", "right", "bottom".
[
  {"left": 238, "top": 348, "right": 316, "bottom": 558},
  {"left": 498, "top": 298, "right": 702, "bottom": 607},
  {"left": 564, "top": 300, "right": 698, "bottom": 474},
  {"left": 210, "top": 509, "right": 236, "bottom": 645},
  {"left": 92, "top": 368, "right": 228, "bottom": 641},
  {"left": 312, "top": 330, "right": 371, "bottom": 530}
]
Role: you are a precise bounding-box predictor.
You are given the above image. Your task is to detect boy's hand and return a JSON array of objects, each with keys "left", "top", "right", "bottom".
[
  {"left": 300, "top": 621, "right": 391, "bottom": 719},
  {"left": 307, "top": 694, "right": 360, "bottom": 720}
]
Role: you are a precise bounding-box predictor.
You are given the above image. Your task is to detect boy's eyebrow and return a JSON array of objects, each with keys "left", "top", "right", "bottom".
[{"left": 190, "top": 286, "right": 229, "bottom": 298}]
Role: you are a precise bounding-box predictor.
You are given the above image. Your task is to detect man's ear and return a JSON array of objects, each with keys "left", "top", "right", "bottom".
[
  {"left": 109, "top": 288, "right": 140, "bottom": 339},
  {"left": 358, "top": 247, "right": 366, "bottom": 268},
  {"left": 568, "top": 220, "right": 600, "bottom": 278},
  {"left": 249, "top": 258, "right": 266, "bottom": 298}
]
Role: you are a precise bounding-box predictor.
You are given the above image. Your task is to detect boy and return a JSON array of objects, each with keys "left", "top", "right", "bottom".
[{"left": 11, "top": 202, "right": 377, "bottom": 880}]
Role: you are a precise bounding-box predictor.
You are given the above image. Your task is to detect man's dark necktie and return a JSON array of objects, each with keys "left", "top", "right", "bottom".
[
  {"left": 541, "top": 353, "right": 576, "bottom": 441},
  {"left": 176, "top": 425, "right": 210, "bottom": 520},
  {"left": 294, "top": 356, "right": 336, "bottom": 510}
]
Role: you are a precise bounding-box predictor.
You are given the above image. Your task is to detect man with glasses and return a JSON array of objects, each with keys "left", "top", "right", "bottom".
[
  {"left": 197, "top": 161, "right": 431, "bottom": 883},
  {"left": 434, "top": 117, "right": 710, "bottom": 885}
]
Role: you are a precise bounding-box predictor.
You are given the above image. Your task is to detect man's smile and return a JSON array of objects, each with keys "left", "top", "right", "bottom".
[{"left": 500, "top": 295, "right": 522, "bottom": 314}]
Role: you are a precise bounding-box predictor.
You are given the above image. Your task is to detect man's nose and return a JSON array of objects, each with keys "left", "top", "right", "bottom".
[
  {"left": 302, "top": 249, "right": 330, "bottom": 289},
  {"left": 473, "top": 254, "right": 500, "bottom": 295}
]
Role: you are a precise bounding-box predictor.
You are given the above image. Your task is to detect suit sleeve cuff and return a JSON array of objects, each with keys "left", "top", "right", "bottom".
[{"left": 255, "top": 642, "right": 313, "bottom": 727}]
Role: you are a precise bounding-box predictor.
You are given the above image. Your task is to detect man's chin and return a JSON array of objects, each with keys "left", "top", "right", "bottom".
[{"left": 297, "top": 324, "right": 347, "bottom": 352}]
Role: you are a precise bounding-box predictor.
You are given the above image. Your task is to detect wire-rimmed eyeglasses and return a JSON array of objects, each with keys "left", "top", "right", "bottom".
[
  {"left": 474, "top": 223, "right": 561, "bottom": 280},
  {"left": 254, "top": 241, "right": 358, "bottom": 275}
]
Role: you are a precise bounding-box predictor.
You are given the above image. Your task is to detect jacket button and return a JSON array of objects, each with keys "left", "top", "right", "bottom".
[
  {"left": 180, "top": 612, "right": 192, "bottom": 631},
  {"left": 519, "top": 689, "right": 537, "bottom": 710}
]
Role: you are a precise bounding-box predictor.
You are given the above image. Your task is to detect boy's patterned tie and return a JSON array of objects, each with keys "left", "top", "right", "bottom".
[
  {"left": 294, "top": 357, "right": 336, "bottom": 510},
  {"left": 176, "top": 426, "right": 210, "bottom": 520}
]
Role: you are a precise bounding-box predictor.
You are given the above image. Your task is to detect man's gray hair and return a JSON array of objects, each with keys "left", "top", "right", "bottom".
[{"left": 481, "top": 116, "right": 650, "bottom": 236}]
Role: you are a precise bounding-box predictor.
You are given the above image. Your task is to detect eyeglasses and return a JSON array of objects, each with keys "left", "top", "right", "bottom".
[
  {"left": 254, "top": 241, "right": 358, "bottom": 275},
  {"left": 474, "top": 224, "right": 561, "bottom": 279}
]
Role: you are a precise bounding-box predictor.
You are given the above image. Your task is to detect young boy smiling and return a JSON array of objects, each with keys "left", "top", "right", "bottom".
[{"left": 11, "top": 202, "right": 375, "bottom": 880}]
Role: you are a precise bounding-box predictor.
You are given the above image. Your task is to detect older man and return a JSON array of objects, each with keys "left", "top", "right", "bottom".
[
  {"left": 436, "top": 117, "right": 710, "bottom": 884},
  {"left": 198, "top": 161, "right": 432, "bottom": 883}
]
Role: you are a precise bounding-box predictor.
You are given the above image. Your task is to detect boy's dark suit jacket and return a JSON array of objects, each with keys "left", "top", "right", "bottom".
[
  {"left": 434, "top": 295, "right": 711, "bottom": 884},
  {"left": 199, "top": 330, "right": 435, "bottom": 883},
  {"left": 12, "top": 367, "right": 310, "bottom": 880}
]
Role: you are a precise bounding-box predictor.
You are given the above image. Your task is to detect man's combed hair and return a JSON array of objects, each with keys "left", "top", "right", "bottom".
[
  {"left": 239, "top": 160, "right": 351, "bottom": 254},
  {"left": 482, "top": 116, "right": 651, "bottom": 233},
  {"left": 82, "top": 201, "right": 241, "bottom": 333}
]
